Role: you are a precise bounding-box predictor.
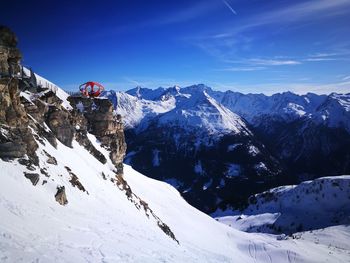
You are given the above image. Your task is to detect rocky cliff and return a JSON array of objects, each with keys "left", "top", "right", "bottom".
[
  {"left": 0, "top": 26, "right": 38, "bottom": 163},
  {"left": 0, "top": 26, "right": 126, "bottom": 176}
]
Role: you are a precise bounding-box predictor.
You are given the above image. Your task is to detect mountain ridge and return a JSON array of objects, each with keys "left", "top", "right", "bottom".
[{"left": 104, "top": 85, "right": 350, "bottom": 213}]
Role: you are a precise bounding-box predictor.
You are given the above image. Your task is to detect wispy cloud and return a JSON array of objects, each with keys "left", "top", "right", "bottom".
[
  {"left": 309, "top": 52, "right": 339, "bottom": 58},
  {"left": 304, "top": 51, "right": 350, "bottom": 62},
  {"left": 222, "top": 0, "right": 237, "bottom": 15},
  {"left": 248, "top": 58, "right": 301, "bottom": 66},
  {"left": 343, "top": 75, "right": 350, "bottom": 81},
  {"left": 305, "top": 57, "right": 338, "bottom": 62},
  {"left": 217, "top": 66, "right": 265, "bottom": 72}
]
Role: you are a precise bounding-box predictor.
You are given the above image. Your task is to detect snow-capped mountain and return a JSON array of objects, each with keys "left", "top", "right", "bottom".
[
  {"left": 103, "top": 90, "right": 175, "bottom": 130},
  {"left": 104, "top": 85, "right": 350, "bottom": 213}
]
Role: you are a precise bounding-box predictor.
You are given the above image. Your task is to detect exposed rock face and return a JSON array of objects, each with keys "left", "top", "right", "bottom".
[
  {"left": 55, "top": 186, "right": 68, "bottom": 205},
  {"left": 0, "top": 26, "right": 22, "bottom": 78},
  {"left": 24, "top": 172, "right": 40, "bottom": 186},
  {"left": 68, "top": 97, "right": 127, "bottom": 174},
  {"left": 0, "top": 26, "right": 38, "bottom": 162},
  {"left": 46, "top": 106, "right": 74, "bottom": 147}
]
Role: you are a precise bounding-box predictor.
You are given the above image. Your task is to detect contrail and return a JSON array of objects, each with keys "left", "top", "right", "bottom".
[{"left": 222, "top": 0, "right": 237, "bottom": 15}]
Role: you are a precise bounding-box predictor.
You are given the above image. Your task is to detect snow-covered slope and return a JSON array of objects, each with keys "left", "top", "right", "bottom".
[
  {"left": 103, "top": 90, "right": 175, "bottom": 130},
  {"left": 2, "top": 134, "right": 350, "bottom": 262},
  {"left": 214, "top": 176, "right": 350, "bottom": 234},
  {"left": 156, "top": 89, "right": 251, "bottom": 136}
]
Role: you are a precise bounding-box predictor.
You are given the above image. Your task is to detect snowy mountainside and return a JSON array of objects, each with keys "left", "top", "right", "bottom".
[
  {"left": 103, "top": 90, "right": 175, "bottom": 130},
  {"left": 3, "top": 140, "right": 350, "bottom": 262},
  {"left": 105, "top": 85, "right": 350, "bottom": 213},
  {"left": 156, "top": 89, "right": 251, "bottom": 136},
  {"left": 106, "top": 85, "right": 251, "bottom": 137},
  {"left": 117, "top": 86, "right": 350, "bottom": 132},
  {"left": 110, "top": 86, "right": 283, "bottom": 214},
  {"left": 214, "top": 176, "right": 350, "bottom": 234},
  {"left": 218, "top": 91, "right": 350, "bottom": 130},
  {"left": 126, "top": 86, "right": 166, "bottom": 100}
]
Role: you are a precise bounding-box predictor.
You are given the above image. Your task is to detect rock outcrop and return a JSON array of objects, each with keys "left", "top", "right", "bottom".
[
  {"left": 0, "top": 26, "right": 38, "bottom": 163},
  {"left": 0, "top": 26, "right": 22, "bottom": 78},
  {"left": 68, "top": 97, "right": 127, "bottom": 174},
  {"left": 0, "top": 26, "right": 126, "bottom": 176},
  {"left": 46, "top": 106, "right": 75, "bottom": 147},
  {"left": 55, "top": 186, "right": 68, "bottom": 205}
]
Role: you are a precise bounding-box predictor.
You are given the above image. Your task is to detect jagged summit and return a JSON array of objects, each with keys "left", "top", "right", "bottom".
[{"left": 126, "top": 86, "right": 166, "bottom": 100}]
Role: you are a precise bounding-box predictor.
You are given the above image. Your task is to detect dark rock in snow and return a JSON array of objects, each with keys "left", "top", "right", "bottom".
[
  {"left": 24, "top": 172, "right": 39, "bottom": 186},
  {"left": 43, "top": 150, "right": 57, "bottom": 165},
  {"left": 0, "top": 141, "right": 26, "bottom": 158},
  {"left": 55, "top": 186, "right": 68, "bottom": 205}
]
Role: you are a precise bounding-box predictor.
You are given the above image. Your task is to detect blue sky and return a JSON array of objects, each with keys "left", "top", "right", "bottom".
[{"left": 3, "top": 0, "right": 350, "bottom": 94}]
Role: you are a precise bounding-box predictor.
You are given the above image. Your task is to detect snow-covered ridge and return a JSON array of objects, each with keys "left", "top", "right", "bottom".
[
  {"left": 215, "top": 176, "right": 350, "bottom": 234},
  {"left": 107, "top": 85, "right": 350, "bottom": 133},
  {"left": 104, "top": 90, "right": 176, "bottom": 130},
  {"left": 22, "top": 67, "right": 72, "bottom": 110},
  {"left": 105, "top": 85, "right": 252, "bottom": 136}
]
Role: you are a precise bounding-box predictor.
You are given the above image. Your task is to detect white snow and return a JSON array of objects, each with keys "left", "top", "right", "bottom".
[{"left": 106, "top": 91, "right": 175, "bottom": 130}]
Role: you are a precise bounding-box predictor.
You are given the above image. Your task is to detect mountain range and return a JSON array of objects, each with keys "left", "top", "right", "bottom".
[{"left": 104, "top": 85, "right": 350, "bottom": 213}]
